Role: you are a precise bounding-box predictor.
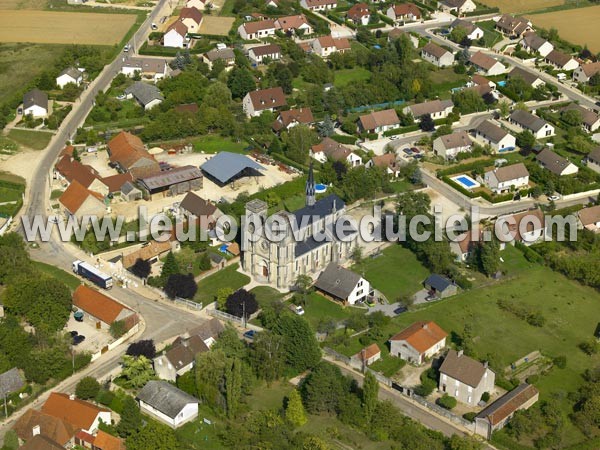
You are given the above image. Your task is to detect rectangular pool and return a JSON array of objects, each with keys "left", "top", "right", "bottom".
[{"left": 451, "top": 174, "right": 481, "bottom": 190}]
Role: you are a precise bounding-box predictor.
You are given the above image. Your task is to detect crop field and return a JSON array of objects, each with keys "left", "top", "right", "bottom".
[
  {"left": 479, "top": 0, "right": 564, "bottom": 13},
  {"left": 197, "top": 16, "right": 235, "bottom": 36},
  {"left": 0, "top": 10, "right": 136, "bottom": 45},
  {"left": 530, "top": 5, "right": 600, "bottom": 52},
  {"left": 0, "top": 0, "right": 47, "bottom": 9}
]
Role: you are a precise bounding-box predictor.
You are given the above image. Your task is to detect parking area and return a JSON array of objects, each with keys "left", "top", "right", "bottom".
[{"left": 65, "top": 313, "right": 113, "bottom": 354}]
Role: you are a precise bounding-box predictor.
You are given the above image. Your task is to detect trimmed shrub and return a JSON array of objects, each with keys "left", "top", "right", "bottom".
[{"left": 437, "top": 394, "right": 457, "bottom": 410}]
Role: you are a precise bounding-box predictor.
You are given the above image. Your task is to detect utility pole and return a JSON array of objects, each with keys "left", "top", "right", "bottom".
[
  {"left": 3, "top": 392, "right": 8, "bottom": 418},
  {"left": 242, "top": 300, "right": 246, "bottom": 329}
]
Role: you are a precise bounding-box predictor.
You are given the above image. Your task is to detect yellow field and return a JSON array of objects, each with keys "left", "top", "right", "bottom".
[
  {"left": 198, "top": 16, "right": 235, "bottom": 36},
  {"left": 0, "top": 0, "right": 47, "bottom": 10},
  {"left": 0, "top": 10, "right": 136, "bottom": 45},
  {"left": 479, "top": 0, "right": 563, "bottom": 13},
  {"left": 530, "top": 5, "right": 600, "bottom": 53}
]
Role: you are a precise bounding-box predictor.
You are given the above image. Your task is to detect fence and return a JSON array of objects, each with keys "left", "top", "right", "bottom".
[
  {"left": 90, "top": 321, "right": 141, "bottom": 362},
  {"left": 346, "top": 100, "right": 406, "bottom": 114},
  {"left": 412, "top": 394, "right": 474, "bottom": 430},
  {"left": 174, "top": 297, "right": 203, "bottom": 310},
  {"left": 206, "top": 301, "right": 261, "bottom": 324}
]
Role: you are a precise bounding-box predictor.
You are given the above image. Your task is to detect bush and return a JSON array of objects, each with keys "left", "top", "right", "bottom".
[
  {"left": 164, "top": 273, "right": 198, "bottom": 299},
  {"left": 496, "top": 376, "right": 517, "bottom": 391},
  {"left": 553, "top": 355, "right": 567, "bottom": 369},
  {"left": 481, "top": 391, "right": 490, "bottom": 403},
  {"left": 526, "top": 374, "right": 539, "bottom": 384},
  {"left": 437, "top": 394, "right": 457, "bottom": 410},
  {"left": 414, "top": 374, "right": 436, "bottom": 397},
  {"left": 75, "top": 376, "right": 100, "bottom": 400},
  {"left": 463, "top": 412, "right": 477, "bottom": 422},
  {"left": 329, "top": 134, "right": 358, "bottom": 145}
]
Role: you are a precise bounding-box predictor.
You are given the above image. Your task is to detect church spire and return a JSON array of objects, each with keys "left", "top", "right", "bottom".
[{"left": 306, "top": 162, "right": 316, "bottom": 207}]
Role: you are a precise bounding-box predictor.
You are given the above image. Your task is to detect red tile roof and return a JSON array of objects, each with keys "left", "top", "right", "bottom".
[
  {"left": 101, "top": 173, "right": 133, "bottom": 193},
  {"left": 73, "top": 285, "right": 133, "bottom": 325},
  {"left": 59, "top": 180, "right": 104, "bottom": 214},
  {"left": 389, "top": 321, "right": 447, "bottom": 353},
  {"left": 179, "top": 6, "right": 203, "bottom": 24},
  {"left": 41, "top": 393, "right": 109, "bottom": 432},
  {"left": 247, "top": 87, "right": 287, "bottom": 111},
  {"left": 390, "top": 3, "right": 421, "bottom": 18},
  {"left": 347, "top": 3, "right": 370, "bottom": 20},
  {"left": 55, "top": 155, "right": 100, "bottom": 189},
  {"left": 93, "top": 430, "right": 126, "bottom": 450},
  {"left": 353, "top": 343, "right": 381, "bottom": 362}
]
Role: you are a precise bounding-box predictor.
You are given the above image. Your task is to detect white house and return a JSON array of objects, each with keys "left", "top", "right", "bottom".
[
  {"left": 439, "top": 349, "right": 495, "bottom": 406},
  {"left": 186, "top": 0, "right": 205, "bottom": 9},
  {"left": 499, "top": 208, "right": 547, "bottom": 245},
  {"left": 484, "top": 162, "right": 529, "bottom": 193},
  {"left": 389, "top": 321, "right": 448, "bottom": 365},
  {"left": 248, "top": 44, "right": 281, "bottom": 65},
  {"left": 403, "top": 99, "right": 454, "bottom": 120},
  {"left": 154, "top": 335, "right": 209, "bottom": 381},
  {"left": 310, "top": 137, "right": 362, "bottom": 167},
  {"left": 137, "top": 381, "right": 199, "bottom": 428},
  {"left": 578, "top": 205, "right": 600, "bottom": 232},
  {"left": 121, "top": 57, "right": 169, "bottom": 81},
  {"left": 238, "top": 19, "right": 277, "bottom": 40},
  {"left": 22, "top": 88, "right": 48, "bottom": 118},
  {"left": 386, "top": 3, "right": 421, "bottom": 23},
  {"left": 508, "top": 109, "right": 555, "bottom": 139},
  {"left": 311, "top": 35, "right": 351, "bottom": 58},
  {"left": 450, "top": 18, "right": 484, "bottom": 40},
  {"left": 272, "top": 107, "right": 314, "bottom": 132},
  {"left": 573, "top": 62, "right": 600, "bottom": 83},
  {"left": 433, "top": 131, "right": 473, "bottom": 160},
  {"left": 179, "top": 7, "right": 203, "bottom": 33},
  {"left": 520, "top": 32, "right": 553, "bottom": 57},
  {"left": 357, "top": 109, "right": 400, "bottom": 135},
  {"left": 300, "top": 0, "right": 337, "bottom": 11},
  {"left": 347, "top": 3, "right": 371, "bottom": 26},
  {"left": 473, "top": 120, "right": 516, "bottom": 152},
  {"left": 544, "top": 50, "right": 579, "bottom": 71},
  {"left": 437, "top": 0, "right": 476, "bottom": 14},
  {"left": 586, "top": 147, "right": 600, "bottom": 174},
  {"left": 495, "top": 14, "right": 532, "bottom": 38},
  {"left": 41, "top": 393, "right": 111, "bottom": 435},
  {"left": 56, "top": 67, "right": 83, "bottom": 89},
  {"left": 366, "top": 153, "right": 402, "bottom": 178},
  {"left": 314, "top": 263, "right": 370, "bottom": 305},
  {"left": 421, "top": 42, "right": 454, "bottom": 68},
  {"left": 469, "top": 51, "right": 507, "bottom": 76},
  {"left": 507, "top": 67, "right": 545, "bottom": 89},
  {"left": 535, "top": 148, "right": 579, "bottom": 176},
  {"left": 164, "top": 21, "right": 188, "bottom": 48},
  {"left": 274, "top": 14, "right": 313, "bottom": 35},
  {"left": 124, "top": 81, "right": 163, "bottom": 110},
  {"left": 242, "top": 87, "right": 287, "bottom": 118}
]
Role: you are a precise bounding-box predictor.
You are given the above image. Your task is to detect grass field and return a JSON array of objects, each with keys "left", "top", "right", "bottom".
[
  {"left": 6, "top": 129, "right": 52, "bottom": 150},
  {"left": 0, "top": 0, "right": 47, "bottom": 9},
  {"left": 355, "top": 245, "right": 430, "bottom": 301},
  {"left": 334, "top": 68, "right": 371, "bottom": 88},
  {"left": 0, "top": 10, "right": 136, "bottom": 45},
  {"left": 33, "top": 261, "right": 81, "bottom": 290},
  {"left": 529, "top": 5, "right": 600, "bottom": 52},
  {"left": 336, "top": 245, "right": 599, "bottom": 446},
  {"left": 479, "top": 0, "right": 563, "bottom": 13},
  {"left": 197, "top": 16, "right": 235, "bottom": 36},
  {"left": 302, "top": 292, "right": 354, "bottom": 330},
  {"left": 194, "top": 263, "right": 250, "bottom": 305},
  {"left": 192, "top": 135, "right": 247, "bottom": 154}
]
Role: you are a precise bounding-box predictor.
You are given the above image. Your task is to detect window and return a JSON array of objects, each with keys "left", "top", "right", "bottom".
[
  {"left": 467, "top": 395, "right": 472, "bottom": 403},
  {"left": 454, "top": 389, "right": 458, "bottom": 397}
]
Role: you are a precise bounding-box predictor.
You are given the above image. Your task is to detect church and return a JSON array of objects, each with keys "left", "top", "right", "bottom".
[{"left": 242, "top": 165, "right": 358, "bottom": 289}]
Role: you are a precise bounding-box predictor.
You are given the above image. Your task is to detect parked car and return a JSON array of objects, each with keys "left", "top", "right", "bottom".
[
  {"left": 243, "top": 330, "right": 257, "bottom": 340},
  {"left": 151, "top": 23, "right": 158, "bottom": 30},
  {"left": 69, "top": 331, "right": 78, "bottom": 337},
  {"left": 366, "top": 299, "right": 376, "bottom": 307},
  {"left": 292, "top": 305, "right": 305, "bottom": 316},
  {"left": 116, "top": 94, "right": 126, "bottom": 100},
  {"left": 389, "top": 135, "right": 399, "bottom": 140},
  {"left": 548, "top": 194, "right": 561, "bottom": 201},
  {"left": 393, "top": 306, "right": 407, "bottom": 315},
  {"left": 410, "top": 147, "right": 420, "bottom": 154},
  {"left": 74, "top": 311, "right": 84, "bottom": 322},
  {"left": 72, "top": 335, "right": 86, "bottom": 345},
  {"left": 402, "top": 148, "right": 413, "bottom": 156},
  {"left": 123, "top": 44, "right": 130, "bottom": 52}
]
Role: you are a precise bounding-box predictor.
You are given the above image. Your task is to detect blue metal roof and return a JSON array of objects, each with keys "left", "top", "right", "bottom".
[{"left": 200, "top": 152, "right": 265, "bottom": 184}]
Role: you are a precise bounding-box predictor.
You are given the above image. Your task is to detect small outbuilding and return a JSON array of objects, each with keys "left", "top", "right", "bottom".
[
  {"left": 137, "top": 381, "right": 199, "bottom": 428},
  {"left": 423, "top": 274, "right": 457, "bottom": 298}
]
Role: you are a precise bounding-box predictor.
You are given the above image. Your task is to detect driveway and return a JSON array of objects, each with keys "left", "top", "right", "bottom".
[{"left": 367, "top": 301, "right": 406, "bottom": 317}]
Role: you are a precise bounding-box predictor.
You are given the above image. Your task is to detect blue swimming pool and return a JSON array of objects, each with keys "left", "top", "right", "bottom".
[
  {"left": 451, "top": 174, "right": 481, "bottom": 190},
  {"left": 456, "top": 176, "right": 475, "bottom": 187},
  {"left": 497, "top": 81, "right": 507, "bottom": 87},
  {"left": 315, "top": 183, "right": 327, "bottom": 193}
]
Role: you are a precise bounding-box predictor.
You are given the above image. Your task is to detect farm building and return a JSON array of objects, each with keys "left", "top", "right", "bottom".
[
  {"left": 423, "top": 274, "right": 457, "bottom": 298},
  {"left": 72, "top": 285, "right": 137, "bottom": 331},
  {"left": 138, "top": 165, "right": 203, "bottom": 197},
  {"left": 200, "top": 151, "right": 265, "bottom": 186}
]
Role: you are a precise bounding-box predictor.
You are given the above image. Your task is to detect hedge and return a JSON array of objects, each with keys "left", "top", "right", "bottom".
[
  {"left": 437, "top": 159, "right": 491, "bottom": 177},
  {"left": 271, "top": 152, "right": 309, "bottom": 172},
  {"left": 383, "top": 124, "right": 419, "bottom": 136},
  {"left": 330, "top": 134, "right": 357, "bottom": 145},
  {"left": 465, "top": 6, "right": 499, "bottom": 16},
  {"left": 413, "top": 0, "right": 435, "bottom": 12},
  {"left": 442, "top": 176, "right": 515, "bottom": 204},
  {"left": 378, "top": 13, "right": 394, "bottom": 26},
  {"left": 515, "top": 241, "right": 544, "bottom": 264}
]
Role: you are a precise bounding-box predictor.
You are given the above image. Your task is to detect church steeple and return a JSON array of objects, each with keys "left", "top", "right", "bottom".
[{"left": 306, "top": 162, "right": 316, "bottom": 207}]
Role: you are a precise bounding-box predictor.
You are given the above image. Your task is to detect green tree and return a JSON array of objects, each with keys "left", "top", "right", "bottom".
[
  {"left": 479, "top": 238, "right": 500, "bottom": 277},
  {"left": 117, "top": 396, "right": 143, "bottom": 437},
  {"left": 275, "top": 315, "right": 321, "bottom": 373},
  {"left": 448, "top": 434, "right": 484, "bottom": 450},
  {"left": 225, "top": 357, "right": 242, "bottom": 418},
  {"left": 203, "top": 81, "right": 232, "bottom": 108},
  {"left": 438, "top": 394, "right": 457, "bottom": 409},
  {"left": 227, "top": 67, "right": 256, "bottom": 99},
  {"left": 110, "top": 320, "right": 127, "bottom": 339},
  {"left": 216, "top": 287, "right": 234, "bottom": 310},
  {"left": 195, "top": 349, "right": 229, "bottom": 410},
  {"left": 282, "top": 125, "right": 319, "bottom": 164},
  {"left": 126, "top": 421, "right": 177, "bottom": 450},
  {"left": 301, "top": 362, "right": 346, "bottom": 413},
  {"left": 294, "top": 274, "right": 313, "bottom": 306},
  {"left": 302, "top": 436, "right": 331, "bottom": 450},
  {"left": 286, "top": 388, "right": 307, "bottom": 427},
  {"left": 2, "top": 430, "right": 18, "bottom": 450},
  {"left": 449, "top": 26, "right": 468, "bottom": 44},
  {"left": 160, "top": 251, "right": 179, "bottom": 280},
  {"left": 362, "top": 371, "right": 379, "bottom": 424},
  {"left": 317, "top": 115, "right": 335, "bottom": 137},
  {"left": 75, "top": 376, "right": 100, "bottom": 400},
  {"left": 516, "top": 130, "right": 536, "bottom": 150},
  {"left": 452, "top": 88, "right": 486, "bottom": 114},
  {"left": 251, "top": 331, "right": 285, "bottom": 383},
  {"left": 121, "top": 355, "right": 154, "bottom": 389}
]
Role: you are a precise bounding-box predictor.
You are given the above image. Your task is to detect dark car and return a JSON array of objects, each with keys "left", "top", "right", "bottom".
[
  {"left": 410, "top": 147, "right": 420, "bottom": 154},
  {"left": 243, "top": 330, "right": 257, "bottom": 340},
  {"left": 69, "top": 331, "right": 78, "bottom": 337},
  {"left": 393, "top": 306, "right": 407, "bottom": 315},
  {"left": 72, "top": 335, "right": 86, "bottom": 346},
  {"left": 74, "top": 311, "right": 84, "bottom": 322},
  {"left": 402, "top": 148, "right": 413, "bottom": 156}
]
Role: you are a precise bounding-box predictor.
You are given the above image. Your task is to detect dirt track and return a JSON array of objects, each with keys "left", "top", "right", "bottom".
[{"left": 0, "top": 10, "right": 135, "bottom": 45}]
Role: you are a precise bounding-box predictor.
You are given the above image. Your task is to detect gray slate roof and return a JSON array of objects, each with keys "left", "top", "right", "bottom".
[
  {"left": 0, "top": 368, "right": 24, "bottom": 396},
  {"left": 124, "top": 81, "right": 163, "bottom": 106},
  {"left": 424, "top": 274, "right": 453, "bottom": 291},
  {"left": 508, "top": 67, "right": 541, "bottom": 86},
  {"left": 440, "top": 349, "right": 489, "bottom": 388},
  {"left": 23, "top": 88, "right": 48, "bottom": 110},
  {"left": 475, "top": 120, "right": 509, "bottom": 142},
  {"left": 139, "top": 165, "right": 203, "bottom": 191},
  {"left": 200, "top": 152, "right": 265, "bottom": 184},
  {"left": 315, "top": 263, "right": 362, "bottom": 300},
  {"left": 509, "top": 109, "right": 548, "bottom": 133},
  {"left": 137, "top": 380, "right": 199, "bottom": 419},
  {"left": 205, "top": 47, "right": 235, "bottom": 62},
  {"left": 59, "top": 67, "right": 83, "bottom": 79},
  {"left": 535, "top": 148, "right": 573, "bottom": 175}
]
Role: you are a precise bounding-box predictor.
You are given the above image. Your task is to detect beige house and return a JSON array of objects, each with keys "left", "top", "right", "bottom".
[
  {"left": 59, "top": 180, "right": 106, "bottom": 218},
  {"left": 578, "top": 205, "right": 600, "bottom": 232},
  {"left": 483, "top": 162, "right": 529, "bottom": 193},
  {"left": 573, "top": 62, "right": 600, "bottom": 84},
  {"left": 469, "top": 51, "right": 507, "bottom": 76},
  {"left": 403, "top": 99, "right": 454, "bottom": 121},
  {"left": 433, "top": 131, "right": 473, "bottom": 160},
  {"left": 311, "top": 35, "right": 351, "bottom": 58},
  {"left": 585, "top": 147, "right": 600, "bottom": 174},
  {"left": 421, "top": 42, "right": 454, "bottom": 68},
  {"left": 389, "top": 321, "right": 447, "bottom": 365},
  {"left": 544, "top": 50, "right": 579, "bottom": 71},
  {"left": 437, "top": 0, "right": 476, "bottom": 14},
  {"left": 350, "top": 343, "right": 381, "bottom": 367},
  {"left": 439, "top": 349, "right": 495, "bottom": 405},
  {"left": 535, "top": 148, "right": 578, "bottom": 176},
  {"left": 508, "top": 110, "right": 555, "bottom": 139}
]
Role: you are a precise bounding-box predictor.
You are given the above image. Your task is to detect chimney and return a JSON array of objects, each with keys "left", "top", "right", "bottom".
[
  {"left": 32, "top": 425, "right": 41, "bottom": 436},
  {"left": 484, "top": 361, "right": 489, "bottom": 368},
  {"left": 457, "top": 349, "right": 464, "bottom": 357},
  {"left": 69, "top": 394, "right": 75, "bottom": 401},
  {"left": 422, "top": 323, "right": 428, "bottom": 330}
]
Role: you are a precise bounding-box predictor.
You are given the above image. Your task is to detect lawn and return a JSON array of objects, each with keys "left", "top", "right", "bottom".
[
  {"left": 250, "top": 285, "right": 284, "bottom": 309},
  {"left": 334, "top": 68, "right": 371, "bottom": 88},
  {"left": 303, "top": 292, "right": 355, "bottom": 330},
  {"left": 334, "top": 245, "right": 599, "bottom": 446},
  {"left": 194, "top": 263, "right": 250, "bottom": 305},
  {"left": 33, "top": 261, "right": 81, "bottom": 291},
  {"left": 355, "top": 244, "right": 430, "bottom": 301},
  {"left": 7, "top": 129, "right": 52, "bottom": 150},
  {"left": 192, "top": 135, "right": 247, "bottom": 154},
  {"left": 428, "top": 68, "right": 469, "bottom": 99},
  {"left": 475, "top": 20, "right": 503, "bottom": 48}
]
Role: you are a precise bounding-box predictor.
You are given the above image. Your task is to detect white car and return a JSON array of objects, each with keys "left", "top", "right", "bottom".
[
  {"left": 292, "top": 305, "right": 305, "bottom": 315},
  {"left": 548, "top": 195, "right": 561, "bottom": 201},
  {"left": 123, "top": 44, "right": 130, "bottom": 52},
  {"left": 151, "top": 23, "right": 158, "bottom": 30},
  {"left": 116, "top": 94, "right": 126, "bottom": 100},
  {"left": 389, "top": 135, "right": 399, "bottom": 140}
]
